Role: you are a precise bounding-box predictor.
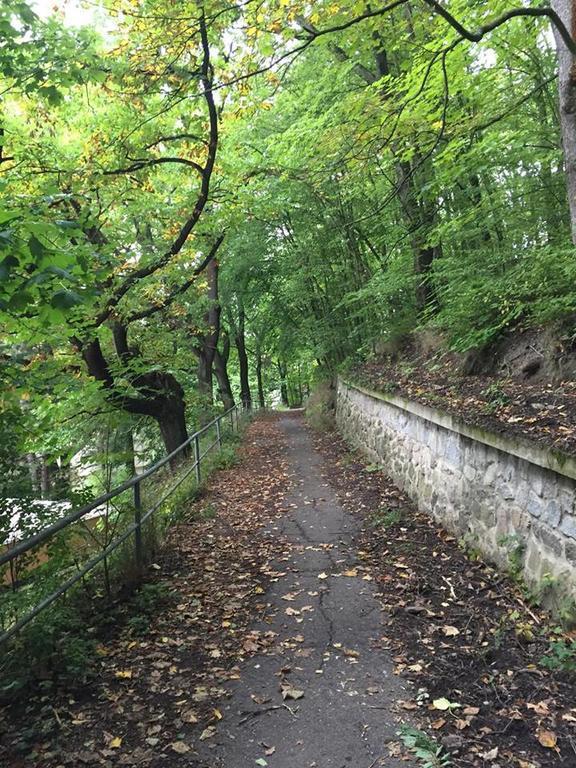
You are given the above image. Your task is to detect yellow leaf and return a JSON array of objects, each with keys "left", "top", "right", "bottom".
[
  {"left": 536, "top": 729, "right": 557, "bottom": 749},
  {"left": 110, "top": 736, "right": 122, "bottom": 748},
  {"left": 115, "top": 670, "right": 132, "bottom": 679}
]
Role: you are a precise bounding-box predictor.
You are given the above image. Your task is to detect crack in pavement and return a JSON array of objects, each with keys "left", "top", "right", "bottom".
[{"left": 195, "top": 414, "right": 414, "bottom": 768}]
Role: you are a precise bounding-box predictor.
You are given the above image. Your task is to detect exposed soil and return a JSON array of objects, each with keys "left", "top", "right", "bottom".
[
  {"left": 353, "top": 354, "right": 576, "bottom": 456},
  {"left": 314, "top": 425, "right": 576, "bottom": 768}
]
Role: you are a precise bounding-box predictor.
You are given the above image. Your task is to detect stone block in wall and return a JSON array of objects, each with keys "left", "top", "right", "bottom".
[
  {"left": 560, "top": 515, "right": 576, "bottom": 540},
  {"left": 483, "top": 462, "right": 498, "bottom": 486},
  {"left": 566, "top": 540, "right": 576, "bottom": 566},
  {"left": 524, "top": 491, "right": 543, "bottom": 519},
  {"left": 532, "top": 523, "right": 565, "bottom": 558},
  {"left": 541, "top": 499, "right": 562, "bottom": 528}
]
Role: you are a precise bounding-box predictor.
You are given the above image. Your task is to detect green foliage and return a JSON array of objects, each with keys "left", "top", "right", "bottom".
[
  {"left": 198, "top": 502, "right": 217, "bottom": 521},
  {"left": 540, "top": 633, "right": 576, "bottom": 674},
  {"left": 0, "top": 600, "right": 98, "bottom": 697},
  {"left": 207, "top": 444, "right": 240, "bottom": 471},
  {"left": 482, "top": 383, "right": 511, "bottom": 410},
  {"left": 371, "top": 507, "right": 404, "bottom": 529},
  {"left": 398, "top": 726, "right": 452, "bottom": 768},
  {"left": 497, "top": 534, "right": 526, "bottom": 583},
  {"left": 126, "top": 582, "right": 175, "bottom": 636},
  {"left": 1, "top": 0, "right": 576, "bottom": 703}
]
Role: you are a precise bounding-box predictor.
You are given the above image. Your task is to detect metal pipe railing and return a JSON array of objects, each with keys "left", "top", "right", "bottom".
[{"left": 0, "top": 404, "right": 241, "bottom": 645}]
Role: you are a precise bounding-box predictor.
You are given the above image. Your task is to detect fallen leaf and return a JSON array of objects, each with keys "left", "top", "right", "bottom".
[
  {"left": 536, "top": 729, "right": 557, "bottom": 749},
  {"left": 171, "top": 741, "right": 190, "bottom": 753},
  {"left": 527, "top": 700, "right": 550, "bottom": 716},
  {"left": 109, "top": 737, "right": 122, "bottom": 749},
  {"left": 200, "top": 726, "right": 216, "bottom": 741},
  {"left": 114, "top": 670, "right": 132, "bottom": 679},
  {"left": 442, "top": 625, "right": 460, "bottom": 637},
  {"left": 281, "top": 685, "right": 304, "bottom": 701},
  {"left": 432, "top": 697, "right": 460, "bottom": 711}
]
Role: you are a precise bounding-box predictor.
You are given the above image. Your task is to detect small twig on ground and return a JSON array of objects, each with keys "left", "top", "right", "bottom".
[
  {"left": 281, "top": 702, "right": 299, "bottom": 717},
  {"left": 238, "top": 705, "right": 282, "bottom": 724},
  {"left": 441, "top": 575, "right": 457, "bottom": 599}
]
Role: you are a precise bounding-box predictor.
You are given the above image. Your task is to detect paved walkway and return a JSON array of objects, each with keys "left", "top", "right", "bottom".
[{"left": 198, "top": 414, "right": 413, "bottom": 768}]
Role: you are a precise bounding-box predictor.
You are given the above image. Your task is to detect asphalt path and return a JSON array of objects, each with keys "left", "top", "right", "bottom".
[{"left": 197, "top": 414, "right": 414, "bottom": 768}]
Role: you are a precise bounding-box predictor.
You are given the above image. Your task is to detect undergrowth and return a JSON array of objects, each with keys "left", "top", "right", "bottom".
[{"left": 398, "top": 726, "right": 452, "bottom": 767}]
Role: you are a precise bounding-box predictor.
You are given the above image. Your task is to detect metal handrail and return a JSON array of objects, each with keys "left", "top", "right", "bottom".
[
  {"left": 0, "top": 405, "right": 237, "bottom": 568},
  {"left": 0, "top": 404, "right": 241, "bottom": 645}
]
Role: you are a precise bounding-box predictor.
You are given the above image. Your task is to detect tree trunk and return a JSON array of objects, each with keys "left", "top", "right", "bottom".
[
  {"left": 551, "top": 0, "right": 576, "bottom": 243},
  {"left": 77, "top": 333, "right": 190, "bottom": 466},
  {"left": 157, "top": 396, "right": 189, "bottom": 461},
  {"left": 277, "top": 360, "right": 289, "bottom": 406},
  {"left": 256, "top": 352, "right": 265, "bottom": 409},
  {"left": 196, "top": 353, "right": 213, "bottom": 402},
  {"left": 192, "top": 258, "right": 221, "bottom": 406},
  {"left": 214, "top": 335, "right": 235, "bottom": 410},
  {"left": 234, "top": 303, "right": 252, "bottom": 409}
]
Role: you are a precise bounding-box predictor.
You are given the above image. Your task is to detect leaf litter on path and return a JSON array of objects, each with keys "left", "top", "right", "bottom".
[{"left": 0, "top": 416, "right": 292, "bottom": 768}]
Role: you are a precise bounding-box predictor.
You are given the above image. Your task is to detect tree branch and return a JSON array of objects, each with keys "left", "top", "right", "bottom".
[
  {"left": 143, "top": 133, "right": 209, "bottom": 150},
  {"left": 104, "top": 156, "right": 204, "bottom": 177},
  {"left": 92, "top": 10, "right": 219, "bottom": 328},
  {"left": 301, "top": 1, "right": 576, "bottom": 56},
  {"left": 126, "top": 233, "right": 225, "bottom": 323},
  {"left": 423, "top": 1, "right": 576, "bottom": 56}
]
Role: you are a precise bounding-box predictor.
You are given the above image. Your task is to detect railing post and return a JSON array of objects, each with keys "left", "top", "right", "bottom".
[
  {"left": 216, "top": 417, "right": 222, "bottom": 448},
  {"left": 194, "top": 435, "right": 201, "bottom": 485},
  {"left": 133, "top": 479, "right": 143, "bottom": 578}
]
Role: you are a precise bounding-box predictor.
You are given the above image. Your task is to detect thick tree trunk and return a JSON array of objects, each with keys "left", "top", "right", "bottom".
[
  {"left": 213, "top": 335, "right": 235, "bottom": 410},
  {"left": 77, "top": 332, "right": 190, "bottom": 466},
  {"left": 552, "top": 0, "right": 576, "bottom": 243},
  {"left": 196, "top": 354, "right": 213, "bottom": 402},
  {"left": 156, "top": 397, "right": 189, "bottom": 460},
  {"left": 192, "top": 259, "right": 221, "bottom": 406}
]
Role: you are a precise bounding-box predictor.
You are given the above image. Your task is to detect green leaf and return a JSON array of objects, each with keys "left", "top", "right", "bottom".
[
  {"left": 28, "top": 235, "right": 49, "bottom": 259},
  {"left": 50, "top": 289, "right": 83, "bottom": 310}
]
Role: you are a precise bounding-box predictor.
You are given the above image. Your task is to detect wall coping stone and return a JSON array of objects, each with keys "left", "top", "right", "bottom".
[{"left": 339, "top": 377, "right": 576, "bottom": 482}]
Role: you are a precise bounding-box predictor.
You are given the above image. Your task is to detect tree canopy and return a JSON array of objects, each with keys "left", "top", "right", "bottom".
[{"left": 1, "top": 0, "right": 576, "bottom": 495}]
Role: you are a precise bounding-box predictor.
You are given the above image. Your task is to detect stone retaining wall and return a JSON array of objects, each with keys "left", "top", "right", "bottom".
[{"left": 336, "top": 378, "right": 576, "bottom": 606}]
